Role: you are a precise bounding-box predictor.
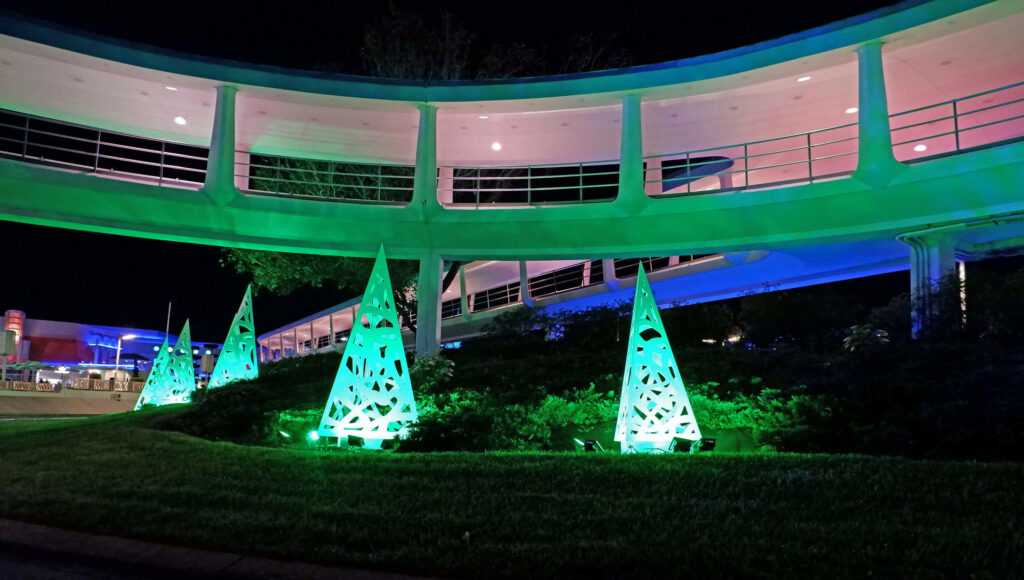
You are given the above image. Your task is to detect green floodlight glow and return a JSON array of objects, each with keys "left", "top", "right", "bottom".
[
  {"left": 307, "top": 430, "right": 320, "bottom": 442},
  {"left": 615, "top": 268, "right": 701, "bottom": 453},
  {"left": 279, "top": 430, "right": 291, "bottom": 438},
  {"left": 208, "top": 284, "right": 259, "bottom": 389},
  {"left": 317, "top": 245, "right": 418, "bottom": 448},
  {"left": 134, "top": 320, "right": 196, "bottom": 410}
]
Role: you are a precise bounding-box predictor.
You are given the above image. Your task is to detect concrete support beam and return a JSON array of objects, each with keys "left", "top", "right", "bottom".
[
  {"left": 459, "top": 266, "right": 471, "bottom": 321},
  {"left": 643, "top": 157, "right": 661, "bottom": 197},
  {"left": 412, "top": 104, "right": 442, "bottom": 222},
  {"left": 614, "top": 94, "right": 649, "bottom": 214},
  {"left": 437, "top": 165, "right": 454, "bottom": 205},
  {"left": 415, "top": 252, "right": 443, "bottom": 356},
  {"left": 853, "top": 42, "right": 904, "bottom": 187},
  {"left": 903, "top": 234, "right": 958, "bottom": 338},
  {"left": 602, "top": 259, "right": 620, "bottom": 290},
  {"left": 202, "top": 85, "right": 239, "bottom": 204},
  {"left": 519, "top": 261, "right": 534, "bottom": 306}
]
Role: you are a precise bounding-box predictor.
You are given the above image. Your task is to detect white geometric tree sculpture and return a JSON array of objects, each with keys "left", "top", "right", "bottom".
[
  {"left": 208, "top": 285, "right": 258, "bottom": 389},
  {"left": 134, "top": 338, "right": 170, "bottom": 410},
  {"left": 317, "top": 246, "right": 418, "bottom": 448},
  {"left": 615, "top": 267, "right": 702, "bottom": 453},
  {"left": 133, "top": 320, "right": 196, "bottom": 409}
]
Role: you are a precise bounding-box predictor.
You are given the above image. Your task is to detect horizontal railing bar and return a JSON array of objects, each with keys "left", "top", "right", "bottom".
[{"left": 891, "top": 80, "right": 1024, "bottom": 117}]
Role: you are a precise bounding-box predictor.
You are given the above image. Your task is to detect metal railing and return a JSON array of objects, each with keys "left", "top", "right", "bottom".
[
  {"left": 3, "top": 81, "right": 1021, "bottom": 207},
  {"left": 440, "top": 160, "right": 620, "bottom": 207},
  {"left": 0, "top": 108, "right": 208, "bottom": 189},
  {"left": 471, "top": 281, "right": 521, "bottom": 313},
  {"left": 69, "top": 378, "right": 143, "bottom": 392},
  {"left": 890, "top": 81, "right": 1024, "bottom": 162},
  {"left": 644, "top": 122, "right": 859, "bottom": 197},
  {"left": 441, "top": 298, "right": 462, "bottom": 319},
  {"left": 237, "top": 153, "right": 415, "bottom": 204},
  {"left": 529, "top": 261, "right": 603, "bottom": 299}
]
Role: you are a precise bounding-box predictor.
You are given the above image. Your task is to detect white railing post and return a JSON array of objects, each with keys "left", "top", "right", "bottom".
[
  {"left": 202, "top": 85, "right": 240, "bottom": 204},
  {"left": 615, "top": 94, "right": 649, "bottom": 213},
  {"left": 854, "top": 41, "right": 905, "bottom": 186}
]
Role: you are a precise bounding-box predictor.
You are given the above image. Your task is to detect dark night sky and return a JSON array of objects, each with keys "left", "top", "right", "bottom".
[{"left": 0, "top": 0, "right": 904, "bottom": 340}]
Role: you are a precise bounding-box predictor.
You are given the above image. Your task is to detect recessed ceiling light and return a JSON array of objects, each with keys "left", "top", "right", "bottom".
[
  {"left": 914, "top": 144, "right": 927, "bottom": 152},
  {"left": 174, "top": 116, "right": 187, "bottom": 125},
  {"left": 491, "top": 142, "right": 502, "bottom": 151},
  {"left": 165, "top": 86, "right": 178, "bottom": 91},
  {"left": 797, "top": 76, "right": 811, "bottom": 82},
  {"left": 845, "top": 107, "right": 858, "bottom": 114},
  {"left": 478, "top": 115, "right": 489, "bottom": 119}
]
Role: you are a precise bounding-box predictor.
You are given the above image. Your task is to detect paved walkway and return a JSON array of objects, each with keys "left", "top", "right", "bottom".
[{"left": 0, "top": 518, "right": 427, "bottom": 579}]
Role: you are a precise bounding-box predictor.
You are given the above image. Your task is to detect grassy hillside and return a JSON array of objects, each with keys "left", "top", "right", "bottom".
[{"left": 0, "top": 410, "right": 1020, "bottom": 578}]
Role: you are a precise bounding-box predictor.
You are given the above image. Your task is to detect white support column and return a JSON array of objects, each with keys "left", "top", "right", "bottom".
[
  {"left": 615, "top": 94, "right": 648, "bottom": 213},
  {"left": 328, "top": 314, "right": 335, "bottom": 346},
  {"left": 903, "top": 234, "right": 958, "bottom": 338},
  {"left": 202, "top": 85, "right": 239, "bottom": 204},
  {"left": 519, "top": 261, "right": 534, "bottom": 306},
  {"left": 603, "top": 259, "right": 621, "bottom": 290},
  {"left": 437, "top": 165, "right": 454, "bottom": 205},
  {"left": 412, "top": 104, "right": 442, "bottom": 222},
  {"left": 854, "top": 41, "right": 904, "bottom": 186},
  {"left": 459, "top": 266, "right": 471, "bottom": 321},
  {"left": 643, "top": 157, "right": 662, "bottom": 196},
  {"left": 309, "top": 321, "right": 314, "bottom": 352},
  {"left": 415, "top": 252, "right": 443, "bottom": 356}
]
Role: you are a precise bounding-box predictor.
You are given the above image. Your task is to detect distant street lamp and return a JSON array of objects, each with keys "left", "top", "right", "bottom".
[{"left": 113, "top": 334, "right": 137, "bottom": 377}]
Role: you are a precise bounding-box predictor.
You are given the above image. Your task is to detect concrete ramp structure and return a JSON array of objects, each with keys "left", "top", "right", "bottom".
[{"left": 1, "top": 0, "right": 1023, "bottom": 352}]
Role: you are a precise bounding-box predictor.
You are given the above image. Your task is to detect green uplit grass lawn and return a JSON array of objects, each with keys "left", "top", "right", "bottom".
[{"left": 0, "top": 409, "right": 1020, "bottom": 579}]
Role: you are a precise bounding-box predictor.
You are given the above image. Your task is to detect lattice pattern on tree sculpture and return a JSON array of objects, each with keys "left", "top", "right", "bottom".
[
  {"left": 209, "top": 285, "right": 258, "bottom": 389},
  {"left": 133, "top": 320, "right": 196, "bottom": 409},
  {"left": 134, "top": 338, "right": 170, "bottom": 410},
  {"left": 615, "top": 267, "right": 701, "bottom": 453},
  {"left": 317, "top": 246, "right": 417, "bottom": 445}
]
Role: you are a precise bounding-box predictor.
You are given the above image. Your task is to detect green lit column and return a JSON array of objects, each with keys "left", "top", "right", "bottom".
[
  {"left": 614, "top": 94, "right": 649, "bottom": 214},
  {"left": 853, "top": 41, "right": 904, "bottom": 187},
  {"left": 902, "top": 234, "right": 959, "bottom": 338},
  {"left": 459, "top": 265, "right": 472, "bottom": 321},
  {"left": 411, "top": 104, "right": 442, "bottom": 222},
  {"left": 415, "top": 251, "right": 443, "bottom": 355},
  {"left": 202, "top": 85, "right": 239, "bottom": 205}
]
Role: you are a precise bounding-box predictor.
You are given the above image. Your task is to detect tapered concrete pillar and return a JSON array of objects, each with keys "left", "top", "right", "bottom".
[
  {"left": 415, "top": 252, "right": 443, "bottom": 356},
  {"left": 459, "top": 266, "right": 472, "bottom": 321},
  {"left": 903, "top": 234, "right": 958, "bottom": 338},
  {"left": 202, "top": 85, "right": 240, "bottom": 204},
  {"left": 519, "top": 261, "right": 534, "bottom": 306},
  {"left": 412, "top": 104, "right": 442, "bottom": 222},
  {"left": 614, "top": 94, "right": 649, "bottom": 214},
  {"left": 644, "top": 157, "right": 662, "bottom": 196},
  {"left": 602, "top": 259, "right": 620, "bottom": 290},
  {"left": 853, "top": 42, "right": 904, "bottom": 187},
  {"left": 437, "top": 165, "right": 454, "bottom": 205}
]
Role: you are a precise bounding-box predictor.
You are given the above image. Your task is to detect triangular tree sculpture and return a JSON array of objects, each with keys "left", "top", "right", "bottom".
[
  {"left": 615, "top": 267, "right": 701, "bottom": 453},
  {"left": 134, "top": 338, "right": 170, "bottom": 410},
  {"left": 317, "top": 246, "right": 417, "bottom": 449},
  {"left": 208, "top": 285, "right": 258, "bottom": 389},
  {"left": 133, "top": 320, "right": 196, "bottom": 409}
]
